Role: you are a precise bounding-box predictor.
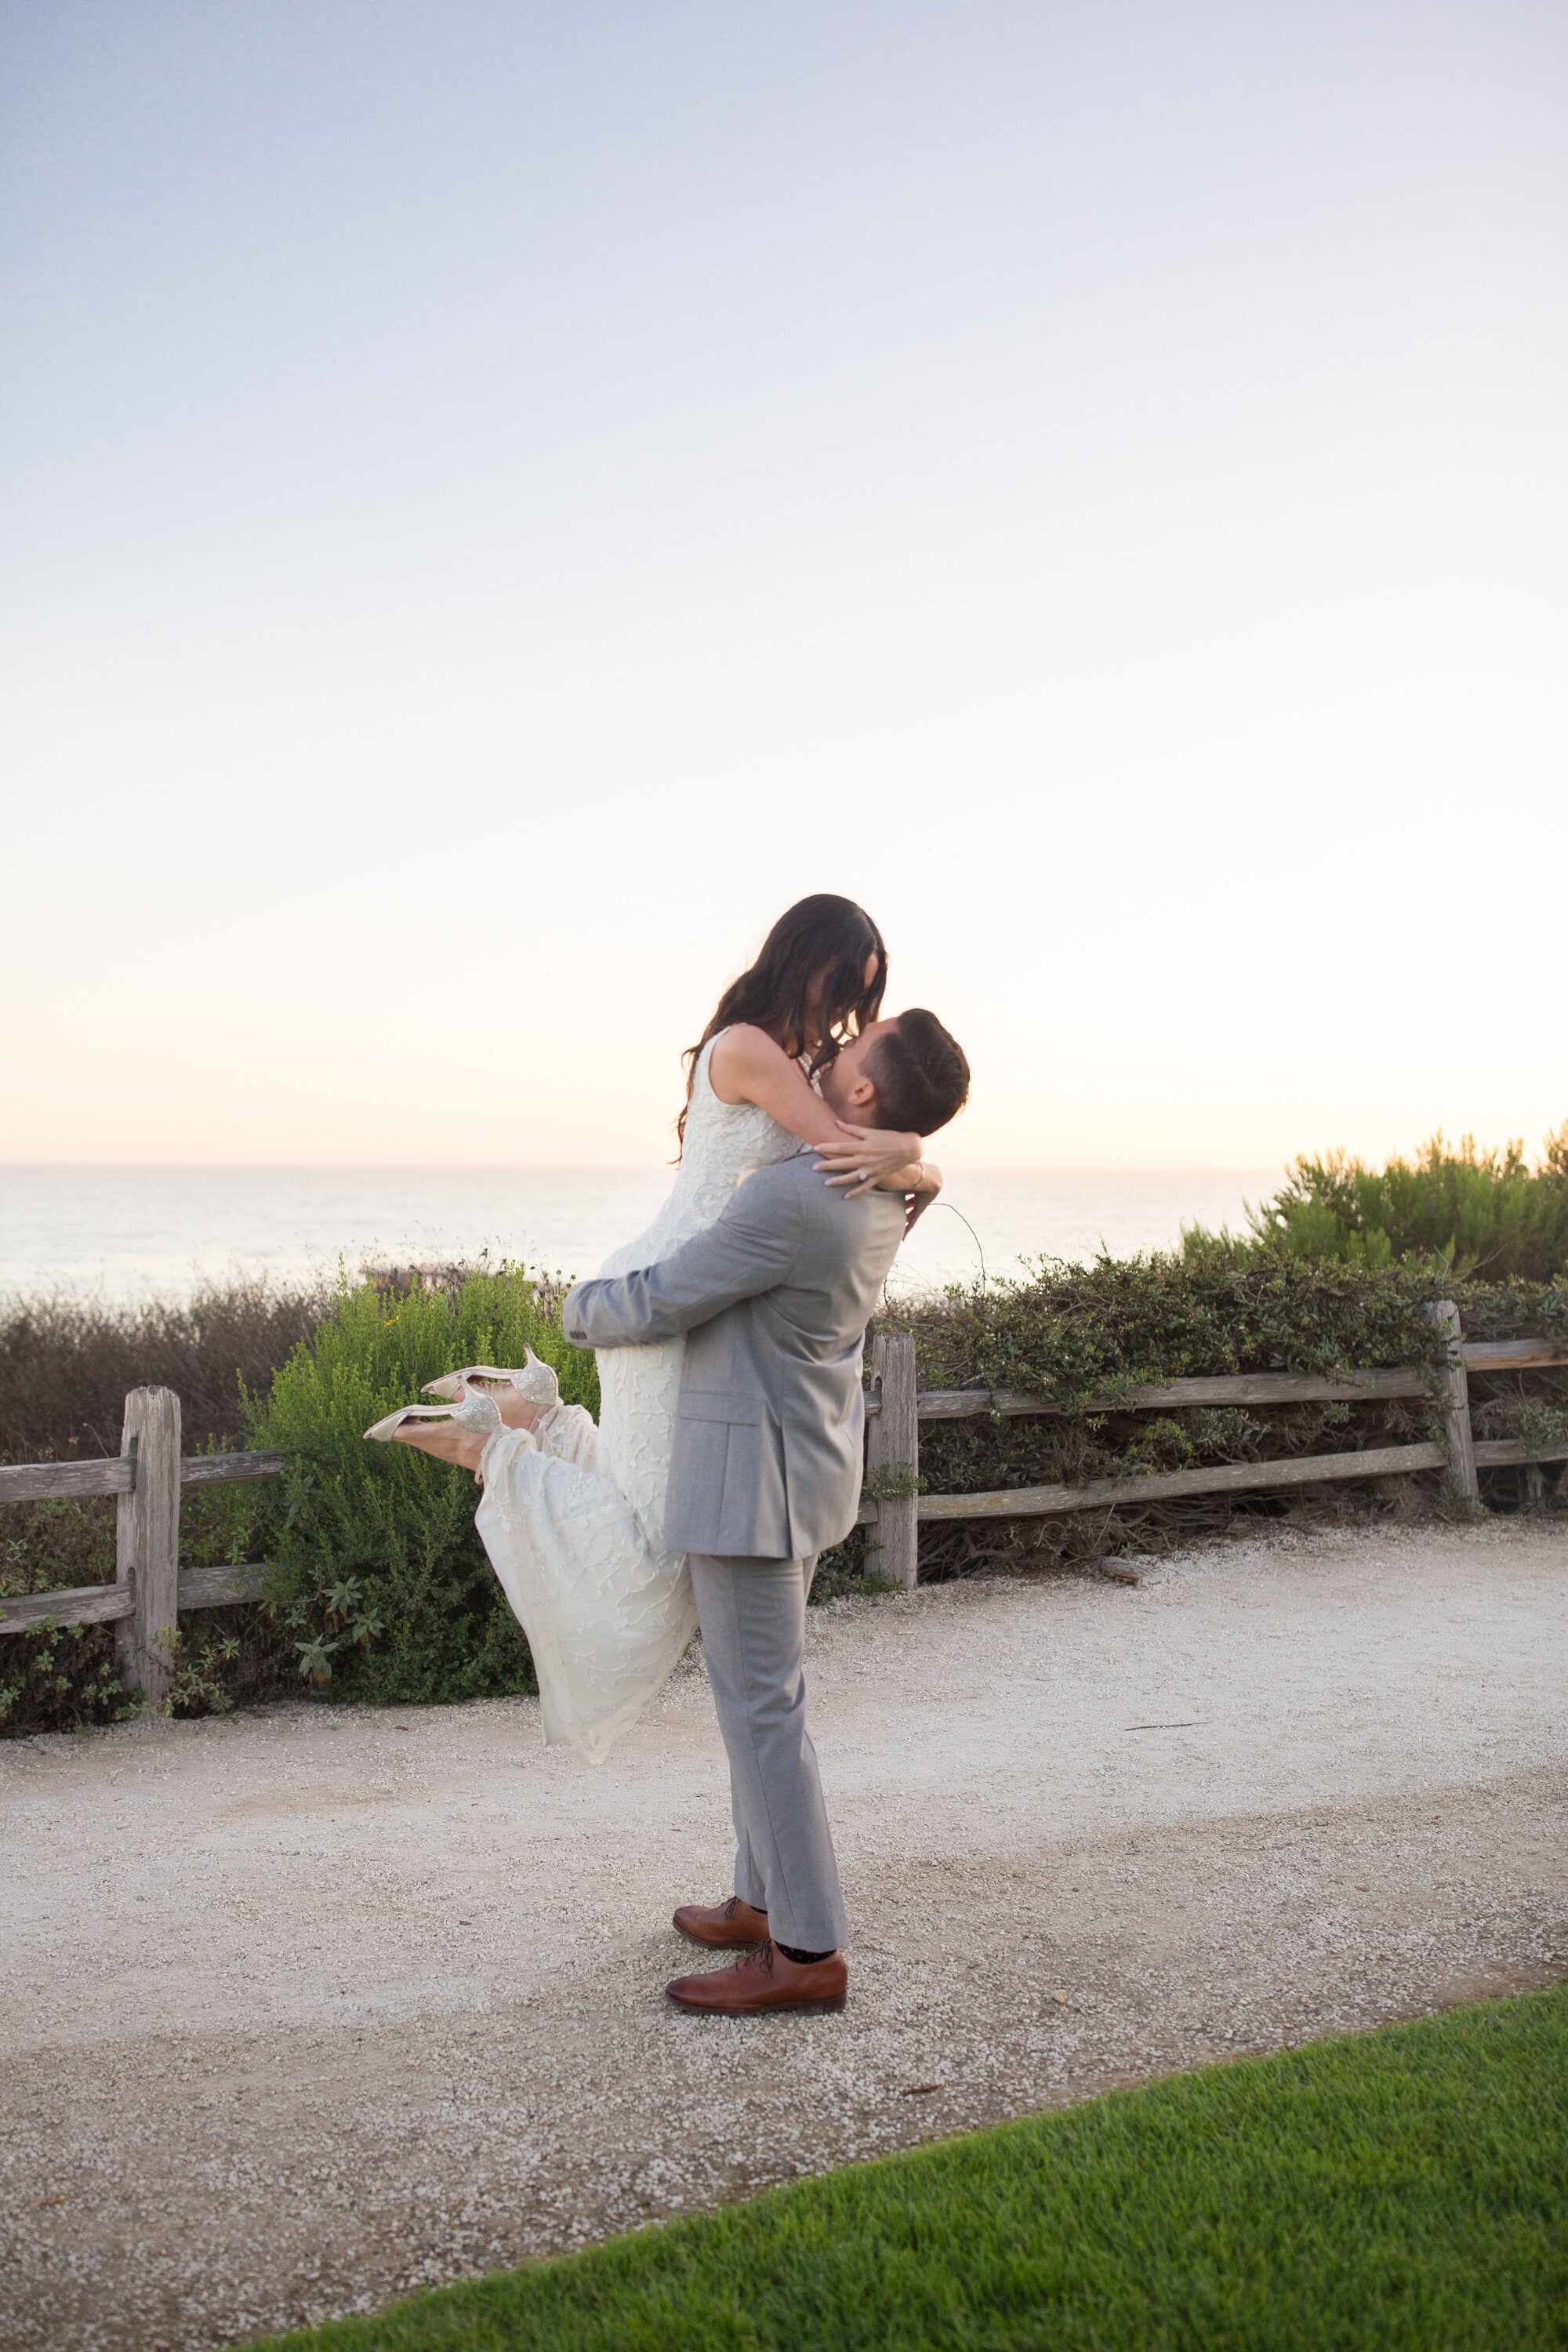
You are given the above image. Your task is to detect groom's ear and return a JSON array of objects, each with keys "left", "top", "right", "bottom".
[{"left": 844, "top": 1070, "right": 880, "bottom": 1116}]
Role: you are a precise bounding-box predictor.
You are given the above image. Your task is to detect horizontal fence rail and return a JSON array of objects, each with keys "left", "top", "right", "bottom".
[
  {"left": 3, "top": 1311, "right": 1565, "bottom": 1683},
  {"left": 857, "top": 1440, "right": 1452, "bottom": 1530},
  {"left": 0, "top": 1563, "right": 270, "bottom": 1638},
  {"left": 871, "top": 1437, "right": 1568, "bottom": 1526},
  {"left": 863, "top": 1335, "right": 1563, "bottom": 1420},
  {"left": 855, "top": 1311, "right": 1568, "bottom": 1587},
  {"left": 0, "top": 1449, "right": 290, "bottom": 1506}
]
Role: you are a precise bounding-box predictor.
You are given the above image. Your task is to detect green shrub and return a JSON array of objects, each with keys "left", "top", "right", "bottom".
[
  {"left": 1185, "top": 1123, "right": 1568, "bottom": 1279},
  {"left": 1450, "top": 1275, "right": 1568, "bottom": 1345},
  {"left": 895, "top": 1254, "right": 1568, "bottom": 1582},
  {"left": 0, "top": 1493, "right": 300, "bottom": 1733},
  {"left": 902, "top": 1247, "right": 1454, "bottom": 1407},
  {"left": 216, "top": 1265, "right": 598, "bottom": 1708},
  {"left": 7, "top": 1245, "right": 1566, "bottom": 1734}
]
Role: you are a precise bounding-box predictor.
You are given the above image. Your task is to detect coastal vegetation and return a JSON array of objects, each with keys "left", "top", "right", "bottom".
[
  {"left": 1183, "top": 1124, "right": 1568, "bottom": 1280},
  {"left": 1, "top": 1265, "right": 593, "bottom": 1732},
  {"left": 225, "top": 1264, "right": 595, "bottom": 1707},
  {"left": 252, "top": 1989, "right": 1568, "bottom": 2352},
  {"left": 3, "top": 1127, "right": 1565, "bottom": 1734}
]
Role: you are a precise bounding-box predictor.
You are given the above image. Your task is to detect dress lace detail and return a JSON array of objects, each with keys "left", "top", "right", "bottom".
[{"left": 474, "top": 1038, "right": 801, "bottom": 1762}]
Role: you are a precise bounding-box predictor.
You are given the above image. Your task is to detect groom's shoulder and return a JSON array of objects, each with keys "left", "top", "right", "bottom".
[
  {"left": 731, "top": 1150, "right": 834, "bottom": 1229},
  {"left": 746, "top": 1151, "right": 902, "bottom": 1248},
  {"left": 734, "top": 1150, "right": 816, "bottom": 1211}
]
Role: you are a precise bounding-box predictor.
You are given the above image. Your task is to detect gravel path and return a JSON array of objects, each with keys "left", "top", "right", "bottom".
[{"left": 3, "top": 1516, "right": 1565, "bottom": 2351}]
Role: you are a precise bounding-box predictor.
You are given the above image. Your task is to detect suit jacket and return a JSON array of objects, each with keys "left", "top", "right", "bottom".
[{"left": 562, "top": 1152, "right": 905, "bottom": 1559}]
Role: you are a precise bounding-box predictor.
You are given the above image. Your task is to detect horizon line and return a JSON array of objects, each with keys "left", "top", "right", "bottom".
[{"left": 0, "top": 1160, "right": 1288, "bottom": 1178}]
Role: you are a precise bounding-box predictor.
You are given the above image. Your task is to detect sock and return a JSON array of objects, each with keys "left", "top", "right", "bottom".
[{"left": 775, "top": 1940, "right": 833, "bottom": 1965}]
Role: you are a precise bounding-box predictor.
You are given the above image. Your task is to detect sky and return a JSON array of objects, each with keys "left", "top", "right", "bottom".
[{"left": 2, "top": 1, "right": 1564, "bottom": 1172}]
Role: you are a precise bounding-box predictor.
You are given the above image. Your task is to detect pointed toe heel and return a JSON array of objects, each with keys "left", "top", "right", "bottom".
[
  {"left": 423, "top": 1348, "right": 560, "bottom": 1410},
  {"left": 364, "top": 1388, "right": 503, "bottom": 1443}
]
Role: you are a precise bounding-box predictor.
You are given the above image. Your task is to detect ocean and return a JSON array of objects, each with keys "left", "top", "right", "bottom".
[{"left": 0, "top": 1166, "right": 1279, "bottom": 1304}]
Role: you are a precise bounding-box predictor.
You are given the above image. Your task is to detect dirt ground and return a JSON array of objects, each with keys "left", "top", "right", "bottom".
[{"left": 2, "top": 1515, "right": 1564, "bottom": 2352}]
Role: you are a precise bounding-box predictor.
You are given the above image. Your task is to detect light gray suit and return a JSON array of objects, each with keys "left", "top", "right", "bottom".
[{"left": 563, "top": 1153, "right": 904, "bottom": 1950}]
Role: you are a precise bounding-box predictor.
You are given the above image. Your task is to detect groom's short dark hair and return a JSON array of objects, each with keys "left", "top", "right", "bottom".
[{"left": 866, "top": 1009, "right": 970, "bottom": 1135}]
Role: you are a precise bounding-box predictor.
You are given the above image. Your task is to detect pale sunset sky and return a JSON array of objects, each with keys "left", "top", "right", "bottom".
[{"left": 2, "top": 2, "right": 1563, "bottom": 1172}]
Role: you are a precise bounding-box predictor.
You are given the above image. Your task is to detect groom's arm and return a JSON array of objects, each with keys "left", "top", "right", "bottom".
[{"left": 563, "top": 1165, "right": 805, "bottom": 1351}]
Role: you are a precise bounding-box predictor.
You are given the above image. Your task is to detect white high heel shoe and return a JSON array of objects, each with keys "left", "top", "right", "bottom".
[
  {"left": 363, "top": 1385, "right": 504, "bottom": 1444},
  {"left": 422, "top": 1347, "right": 561, "bottom": 1410}
]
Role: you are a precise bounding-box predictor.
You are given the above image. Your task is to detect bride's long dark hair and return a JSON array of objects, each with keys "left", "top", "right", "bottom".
[{"left": 677, "top": 894, "right": 888, "bottom": 1152}]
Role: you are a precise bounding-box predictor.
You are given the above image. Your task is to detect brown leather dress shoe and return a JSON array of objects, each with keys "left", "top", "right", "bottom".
[
  {"left": 666, "top": 1940, "right": 848, "bottom": 2014},
  {"left": 672, "top": 1895, "right": 770, "bottom": 1948}
]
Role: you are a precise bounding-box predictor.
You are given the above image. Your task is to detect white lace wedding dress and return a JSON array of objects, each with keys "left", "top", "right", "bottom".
[{"left": 474, "top": 1038, "right": 803, "bottom": 1762}]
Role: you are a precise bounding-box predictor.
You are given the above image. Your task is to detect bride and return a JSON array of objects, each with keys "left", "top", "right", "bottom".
[{"left": 369, "top": 895, "right": 942, "bottom": 1760}]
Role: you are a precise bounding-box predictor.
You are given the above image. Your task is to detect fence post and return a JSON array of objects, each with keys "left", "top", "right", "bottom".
[
  {"left": 865, "top": 1330, "right": 919, "bottom": 1591},
  {"left": 1428, "top": 1300, "right": 1479, "bottom": 1503},
  {"left": 117, "top": 1385, "right": 182, "bottom": 1707}
]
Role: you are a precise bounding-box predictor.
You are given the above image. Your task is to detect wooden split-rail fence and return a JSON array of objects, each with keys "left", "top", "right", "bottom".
[
  {"left": 858, "top": 1302, "right": 1567, "bottom": 1585},
  {"left": 3, "top": 1302, "right": 1564, "bottom": 1702}
]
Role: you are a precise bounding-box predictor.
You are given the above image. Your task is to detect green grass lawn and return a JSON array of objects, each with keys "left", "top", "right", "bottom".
[{"left": 253, "top": 1988, "right": 1567, "bottom": 2352}]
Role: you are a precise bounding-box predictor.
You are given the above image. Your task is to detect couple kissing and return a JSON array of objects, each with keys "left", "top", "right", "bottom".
[{"left": 368, "top": 894, "right": 970, "bottom": 2014}]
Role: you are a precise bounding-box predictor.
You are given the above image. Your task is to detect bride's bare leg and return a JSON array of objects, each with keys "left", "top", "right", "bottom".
[
  {"left": 391, "top": 1420, "right": 488, "bottom": 1474},
  {"left": 472, "top": 1381, "right": 542, "bottom": 1432}
]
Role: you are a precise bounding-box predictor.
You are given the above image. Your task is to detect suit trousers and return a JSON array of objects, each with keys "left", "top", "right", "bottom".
[{"left": 687, "top": 1551, "right": 848, "bottom": 1954}]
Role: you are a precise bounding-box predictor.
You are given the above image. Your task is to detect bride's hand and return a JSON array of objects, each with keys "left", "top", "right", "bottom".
[
  {"left": 814, "top": 1123, "right": 925, "bottom": 1199},
  {"left": 902, "top": 1162, "right": 942, "bottom": 1237}
]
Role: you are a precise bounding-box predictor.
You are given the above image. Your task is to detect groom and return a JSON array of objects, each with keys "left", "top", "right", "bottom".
[{"left": 562, "top": 1007, "right": 970, "bottom": 2015}]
